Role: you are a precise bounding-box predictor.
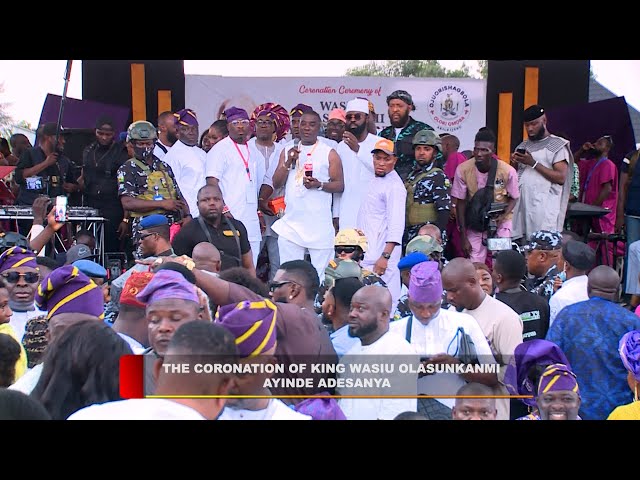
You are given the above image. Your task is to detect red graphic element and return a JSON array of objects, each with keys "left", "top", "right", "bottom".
[{"left": 120, "top": 355, "right": 144, "bottom": 399}]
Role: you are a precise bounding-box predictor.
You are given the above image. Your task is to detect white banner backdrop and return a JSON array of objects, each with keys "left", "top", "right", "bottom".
[{"left": 185, "top": 76, "right": 486, "bottom": 151}]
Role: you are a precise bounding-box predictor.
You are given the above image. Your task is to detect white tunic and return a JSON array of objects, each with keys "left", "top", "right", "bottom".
[
  {"left": 549, "top": 275, "right": 589, "bottom": 326},
  {"left": 271, "top": 141, "right": 336, "bottom": 249},
  {"left": 68, "top": 398, "right": 206, "bottom": 420},
  {"left": 218, "top": 399, "right": 312, "bottom": 420},
  {"left": 206, "top": 136, "right": 265, "bottom": 244},
  {"left": 153, "top": 140, "right": 172, "bottom": 160},
  {"left": 338, "top": 331, "right": 418, "bottom": 420},
  {"left": 390, "top": 309, "right": 497, "bottom": 409},
  {"left": 512, "top": 134, "right": 573, "bottom": 239},
  {"left": 161, "top": 140, "right": 206, "bottom": 217},
  {"left": 335, "top": 133, "right": 382, "bottom": 229},
  {"left": 357, "top": 169, "right": 406, "bottom": 311}
]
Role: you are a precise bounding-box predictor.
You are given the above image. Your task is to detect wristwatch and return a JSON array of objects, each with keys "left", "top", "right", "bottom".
[
  {"left": 381, "top": 252, "right": 391, "bottom": 260},
  {"left": 317, "top": 182, "right": 324, "bottom": 191}
]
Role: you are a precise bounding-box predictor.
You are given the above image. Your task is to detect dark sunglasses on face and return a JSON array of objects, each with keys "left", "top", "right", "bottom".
[
  {"left": 139, "top": 232, "right": 156, "bottom": 241},
  {"left": 346, "top": 113, "right": 364, "bottom": 121},
  {"left": 335, "top": 246, "right": 357, "bottom": 254},
  {"left": 268, "top": 280, "right": 294, "bottom": 292},
  {"left": 2, "top": 271, "right": 40, "bottom": 284}
]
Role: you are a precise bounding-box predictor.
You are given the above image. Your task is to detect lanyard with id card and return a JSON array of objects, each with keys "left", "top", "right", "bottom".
[{"left": 233, "top": 140, "right": 257, "bottom": 204}]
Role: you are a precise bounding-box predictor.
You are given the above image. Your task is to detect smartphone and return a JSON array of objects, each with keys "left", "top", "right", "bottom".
[
  {"left": 516, "top": 147, "right": 527, "bottom": 154},
  {"left": 54, "top": 195, "right": 67, "bottom": 223}
]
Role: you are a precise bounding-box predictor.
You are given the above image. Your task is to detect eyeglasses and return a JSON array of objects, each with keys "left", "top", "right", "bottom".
[
  {"left": 139, "top": 232, "right": 156, "bottom": 241},
  {"left": 256, "top": 120, "right": 274, "bottom": 127},
  {"left": 268, "top": 280, "right": 295, "bottom": 292},
  {"left": 1, "top": 271, "right": 40, "bottom": 284},
  {"left": 346, "top": 113, "right": 365, "bottom": 121},
  {"left": 230, "top": 120, "right": 250, "bottom": 127},
  {"left": 335, "top": 246, "right": 357, "bottom": 254}
]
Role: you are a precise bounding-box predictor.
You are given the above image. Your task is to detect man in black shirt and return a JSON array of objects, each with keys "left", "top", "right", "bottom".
[
  {"left": 493, "top": 249, "right": 550, "bottom": 342},
  {"left": 14, "top": 123, "right": 77, "bottom": 235},
  {"left": 172, "top": 185, "right": 255, "bottom": 275},
  {"left": 78, "top": 116, "right": 130, "bottom": 254}
]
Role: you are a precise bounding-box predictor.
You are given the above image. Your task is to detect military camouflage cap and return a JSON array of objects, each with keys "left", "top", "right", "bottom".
[
  {"left": 412, "top": 129, "right": 441, "bottom": 150},
  {"left": 324, "top": 258, "right": 362, "bottom": 289},
  {"left": 525, "top": 230, "right": 563, "bottom": 251},
  {"left": 335, "top": 228, "right": 368, "bottom": 252},
  {"left": 406, "top": 235, "right": 443, "bottom": 255}
]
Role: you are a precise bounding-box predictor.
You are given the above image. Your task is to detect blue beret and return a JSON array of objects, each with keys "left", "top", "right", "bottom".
[
  {"left": 139, "top": 214, "right": 169, "bottom": 229},
  {"left": 72, "top": 259, "right": 108, "bottom": 279},
  {"left": 398, "top": 251, "right": 430, "bottom": 271}
]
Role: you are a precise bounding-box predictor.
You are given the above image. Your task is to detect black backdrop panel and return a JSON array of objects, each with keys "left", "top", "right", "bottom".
[
  {"left": 81, "top": 60, "right": 185, "bottom": 126},
  {"left": 486, "top": 60, "right": 590, "bottom": 148}
]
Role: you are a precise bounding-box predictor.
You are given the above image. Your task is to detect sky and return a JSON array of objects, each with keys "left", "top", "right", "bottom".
[{"left": 0, "top": 60, "right": 639, "bottom": 128}]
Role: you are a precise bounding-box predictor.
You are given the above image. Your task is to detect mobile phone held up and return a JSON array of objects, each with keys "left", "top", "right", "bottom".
[
  {"left": 516, "top": 147, "right": 527, "bottom": 154},
  {"left": 54, "top": 195, "right": 67, "bottom": 223}
]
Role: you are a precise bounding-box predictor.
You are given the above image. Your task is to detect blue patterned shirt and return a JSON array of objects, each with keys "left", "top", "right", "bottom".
[{"left": 546, "top": 297, "right": 640, "bottom": 420}]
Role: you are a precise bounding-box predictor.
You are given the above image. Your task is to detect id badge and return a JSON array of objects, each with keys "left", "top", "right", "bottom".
[{"left": 246, "top": 179, "right": 257, "bottom": 203}]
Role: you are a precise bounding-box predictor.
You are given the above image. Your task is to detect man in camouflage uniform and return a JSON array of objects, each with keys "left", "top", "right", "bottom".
[
  {"left": 314, "top": 228, "right": 386, "bottom": 313},
  {"left": 395, "top": 235, "right": 445, "bottom": 320},
  {"left": 379, "top": 90, "right": 435, "bottom": 181},
  {"left": 117, "top": 121, "right": 190, "bottom": 243},
  {"left": 523, "top": 230, "right": 563, "bottom": 301},
  {"left": 404, "top": 129, "right": 451, "bottom": 247}
]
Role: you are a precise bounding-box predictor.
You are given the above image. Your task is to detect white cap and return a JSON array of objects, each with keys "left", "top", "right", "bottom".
[{"left": 345, "top": 98, "right": 369, "bottom": 115}]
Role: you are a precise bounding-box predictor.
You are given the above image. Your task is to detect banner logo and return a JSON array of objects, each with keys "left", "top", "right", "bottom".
[{"left": 427, "top": 84, "right": 472, "bottom": 132}]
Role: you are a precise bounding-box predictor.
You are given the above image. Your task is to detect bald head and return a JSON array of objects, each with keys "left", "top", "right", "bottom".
[
  {"left": 192, "top": 242, "right": 221, "bottom": 273},
  {"left": 355, "top": 285, "right": 392, "bottom": 313},
  {"left": 417, "top": 224, "right": 443, "bottom": 244},
  {"left": 587, "top": 265, "right": 620, "bottom": 301},
  {"left": 441, "top": 258, "right": 483, "bottom": 310}
]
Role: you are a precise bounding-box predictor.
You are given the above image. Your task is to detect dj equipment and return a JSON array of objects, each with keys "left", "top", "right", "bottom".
[{"left": 0, "top": 205, "right": 106, "bottom": 265}]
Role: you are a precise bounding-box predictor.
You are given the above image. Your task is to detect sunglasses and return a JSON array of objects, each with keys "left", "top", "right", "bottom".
[
  {"left": 268, "top": 280, "right": 295, "bottom": 292},
  {"left": 346, "top": 113, "right": 365, "bottom": 121},
  {"left": 1, "top": 271, "right": 40, "bottom": 284},
  {"left": 139, "top": 232, "right": 156, "bottom": 241},
  {"left": 335, "top": 246, "right": 357, "bottom": 254}
]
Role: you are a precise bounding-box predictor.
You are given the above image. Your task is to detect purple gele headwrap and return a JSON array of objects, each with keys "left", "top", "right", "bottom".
[
  {"left": 136, "top": 269, "right": 199, "bottom": 305},
  {"left": 503, "top": 339, "right": 571, "bottom": 407},
  {"left": 619, "top": 330, "right": 640, "bottom": 381},
  {"left": 35, "top": 265, "right": 105, "bottom": 320},
  {"left": 251, "top": 103, "right": 291, "bottom": 142},
  {"left": 216, "top": 299, "right": 277, "bottom": 358},
  {"left": 408, "top": 261, "right": 442, "bottom": 303}
]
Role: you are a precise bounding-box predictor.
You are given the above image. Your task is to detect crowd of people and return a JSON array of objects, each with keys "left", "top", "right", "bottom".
[{"left": 0, "top": 88, "right": 639, "bottom": 420}]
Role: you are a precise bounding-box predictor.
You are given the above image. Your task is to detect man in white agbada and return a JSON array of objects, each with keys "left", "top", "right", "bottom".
[
  {"left": 357, "top": 138, "right": 406, "bottom": 313},
  {"left": 389, "top": 261, "right": 497, "bottom": 415},
  {"left": 338, "top": 286, "right": 418, "bottom": 420},
  {"left": 68, "top": 321, "right": 236, "bottom": 420},
  {"left": 333, "top": 98, "right": 383, "bottom": 231},
  {"left": 512, "top": 104, "right": 574, "bottom": 240},
  {"left": 161, "top": 108, "right": 206, "bottom": 217},
  {"left": 216, "top": 298, "right": 311, "bottom": 420},
  {"left": 206, "top": 107, "right": 266, "bottom": 267},
  {"left": 271, "top": 110, "right": 345, "bottom": 282}
]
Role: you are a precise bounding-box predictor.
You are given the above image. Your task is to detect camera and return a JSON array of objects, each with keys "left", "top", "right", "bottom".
[{"left": 484, "top": 202, "right": 512, "bottom": 251}]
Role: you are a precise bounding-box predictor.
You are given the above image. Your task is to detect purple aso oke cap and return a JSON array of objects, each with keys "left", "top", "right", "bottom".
[
  {"left": 173, "top": 108, "right": 199, "bottom": 127},
  {"left": 289, "top": 103, "right": 313, "bottom": 118},
  {"left": 216, "top": 299, "right": 277, "bottom": 358},
  {"left": 294, "top": 397, "right": 347, "bottom": 420},
  {"left": 136, "top": 269, "right": 199, "bottom": 305},
  {"left": 408, "top": 261, "right": 442, "bottom": 303},
  {"left": 0, "top": 246, "right": 38, "bottom": 272},
  {"left": 224, "top": 107, "right": 250, "bottom": 123},
  {"left": 538, "top": 363, "right": 580, "bottom": 397},
  {"left": 35, "top": 265, "right": 105, "bottom": 320},
  {"left": 503, "top": 339, "right": 571, "bottom": 407},
  {"left": 619, "top": 330, "right": 640, "bottom": 381}
]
